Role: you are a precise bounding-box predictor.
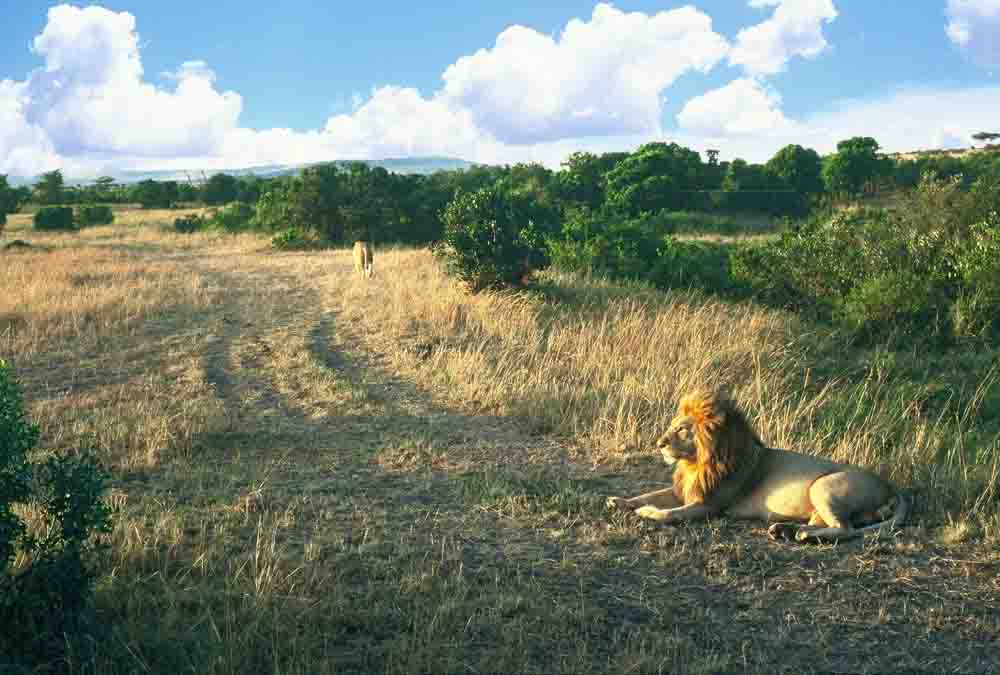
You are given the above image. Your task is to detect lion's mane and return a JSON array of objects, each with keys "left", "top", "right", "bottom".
[{"left": 672, "top": 390, "right": 765, "bottom": 507}]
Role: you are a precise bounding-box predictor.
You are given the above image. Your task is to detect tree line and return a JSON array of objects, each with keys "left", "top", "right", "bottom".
[{"left": 2, "top": 136, "right": 999, "bottom": 244}]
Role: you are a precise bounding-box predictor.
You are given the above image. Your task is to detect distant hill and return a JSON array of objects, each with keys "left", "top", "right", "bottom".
[{"left": 9, "top": 156, "right": 480, "bottom": 187}]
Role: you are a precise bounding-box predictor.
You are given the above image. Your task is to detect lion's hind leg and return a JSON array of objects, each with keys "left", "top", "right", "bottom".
[{"left": 792, "top": 471, "right": 894, "bottom": 543}]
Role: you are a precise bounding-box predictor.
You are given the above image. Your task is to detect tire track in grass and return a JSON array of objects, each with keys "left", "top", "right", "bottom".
[
  {"left": 310, "top": 314, "right": 350, "bottom": 374},
  {"left": 192, "top": 262, "right": 326, "bottom": 444}
]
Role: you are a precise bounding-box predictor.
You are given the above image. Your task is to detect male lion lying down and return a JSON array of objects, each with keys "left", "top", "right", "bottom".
[{"left": 607, "top": 390, "right": 908, "bottom": 543}]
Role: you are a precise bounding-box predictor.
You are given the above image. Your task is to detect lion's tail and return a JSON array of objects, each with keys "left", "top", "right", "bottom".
[{"left": 857, "top": 493, "right": 909, "bottom": 537}]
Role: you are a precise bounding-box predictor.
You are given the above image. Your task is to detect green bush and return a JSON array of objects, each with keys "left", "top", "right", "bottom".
[
  {"left": 1, "top": 175, "right": 20, "bottom": 233},
  {"left": 653, "top": 238, "right": 740, "bottom": 295},
  {"left": 76, "top": 204, "right": 115, "bottom": 226},
  {"left": 173, "top": 214, "right": 206, "bottom": 234},
  {"left": 835, "top": 271, "right": 947, "bottom": 339},
  {"left": 548, "top": 209, "right": 668, "bottom": 280},
  {"left": 435, "top": 182, "right": 557, "bottom": 292},
  {"left": 252, "top": 185, "right": 294, "bottom": 232},
  {"left": 548, "top": 208, "right": 742, "bottom": 295},
  {"left": 951, "top": 212, "right": 1000, "bottom": 335},
  {"left": 732, "top": 175, "right": 1000, "bottom": 339},
  {"left": 0, "top": 364, "right": 36, "bottom": 573},
  {"left": 33, "top": 206, "right": 76, "bottom": 231},
  {"left": 270, "top": 226, "right": 317, "bottom": 250},
  {"left": 731, "top": 210, "right": 874, "bottom": 315},
  {"left": 658, "top": 211, "right": 747, "bottom": 236},
  {"left": 134, "top": 179, "right": 178, "bottom": 209},
  {"left": 701, "top": 189, "right": 808, "bottom": 217},
  {"left": 209, "top": 202, "right": 255, "bottom": 233},
  {"left": 0, "top": 360, "right": 111, "bottom": 667}
]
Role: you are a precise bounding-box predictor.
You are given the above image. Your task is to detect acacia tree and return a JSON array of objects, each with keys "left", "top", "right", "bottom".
[
  {"left": 554, "top": 151, "right": 627, "bottom": 210},
  {"left": 93, "top": 176, "right": 116, "bottom": 202},
  {"left": 288, "top": 164, "right": 346, "bottom": 241},
  {"left": 822, "top": 137, "right": 892, "bottom": 196},
  {"left": 35, "top": 170, "right": 65, "bottom": 205},
  {"left": 765, "top": 144, "right": 824, "bottom": 195},
  {"left": 252, "top": 178, "right": 295, "bottom": 231},
  {"left": 202, "top": 173, "right": 239, "bottom": 205},
  {"left": 722, "top": 159, "right": 774, "bottom": 191},
  {"left": 134, "top": 180, "right": 176, "bottom": 209},
  {"left": 604, "top": 142, "right": 702, "bottom": 215},
  {"left": 972, "top": 131, "right": 1000, "bottom": 144},
  {"left": 0, "top": 175, "right": 20, "bottom": 231},
  {"left": 339, "top": 163, "right": 395, "bottom": 241}
]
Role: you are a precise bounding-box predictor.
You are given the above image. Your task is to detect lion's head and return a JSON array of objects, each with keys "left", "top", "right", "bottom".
[{"left": 656, "top": 390, "right": 764, "bottom": 504}]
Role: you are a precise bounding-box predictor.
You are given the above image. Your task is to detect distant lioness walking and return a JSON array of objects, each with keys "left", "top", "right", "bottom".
[{"left": 353, "top": 240, "right": 374, "bottom": 279}]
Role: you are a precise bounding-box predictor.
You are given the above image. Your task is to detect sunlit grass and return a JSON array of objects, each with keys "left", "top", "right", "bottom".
[{"left": 4, "top": 211, "right": 999, "bottom": 674}]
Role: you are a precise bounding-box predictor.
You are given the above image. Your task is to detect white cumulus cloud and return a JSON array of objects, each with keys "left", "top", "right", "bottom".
[
  {"left": 946, "top": 0, "right": 1000, "bottom": 68},
  {"left": 0, "top": 79, "right": 64, "bottom": 177},
  {"left": 21, "top": 4, "right": 241, "bottom": 158},
  {"left": 676, "top": 77, "right": 794, "bottom": 136},
  {"left": 729, "top": 0, "right": 838, "bottom": 76},
  {"left": 440, "top": 2, "right": 730, "bottom": 143},
  {"left": 322, "top": 87, "right": 495, "bottom": 159},
  {"left": 2, "top": 3, "right": 737, "bottom": 175},
  {"left": 212, "top": 86, "right": 503, "bottom": 169}
]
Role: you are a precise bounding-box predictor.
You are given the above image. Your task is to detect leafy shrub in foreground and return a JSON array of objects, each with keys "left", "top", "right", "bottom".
[
  {"left": 33, "top": 206, "right": 75, "bottom": 231},
  {"left": 435, "top": 182, "right": 557, "bottom": 292},
  {"left": 76, "top": 204, "right": 115, "bottom": 226},
  {"left": 0, "top": 360, "right": 111, "bottom": 667}
]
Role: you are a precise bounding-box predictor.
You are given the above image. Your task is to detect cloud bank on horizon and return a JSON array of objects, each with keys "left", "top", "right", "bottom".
[{"left": 0, "top": 1, "right": 998, "bottom": 178}]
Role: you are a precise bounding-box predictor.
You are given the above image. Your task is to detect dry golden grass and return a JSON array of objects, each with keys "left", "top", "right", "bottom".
[
  {"left": 338, "top": 249, "right": 999, "bottom": 517},
  {"left": 3, "top": 212, "right": 999, "bottom": 674},
  {"left": 1, "top": 247, "right": 210, "bottom": 355}
]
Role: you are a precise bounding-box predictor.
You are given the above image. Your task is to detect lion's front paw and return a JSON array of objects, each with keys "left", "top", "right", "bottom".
[
  {"left": 795, "top": 528, "right": 824, "bottom": 544},
  {"left": 767, "top": 522, "right": 799, "bottom": 542},
  {"left": 635, "top": 505, "right": 671, "bottom": 522},
  {"left": 606, "top": 496, "right": 632, "bottom": 512}
]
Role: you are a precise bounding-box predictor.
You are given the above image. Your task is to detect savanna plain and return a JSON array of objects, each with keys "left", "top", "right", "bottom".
[{"left": 2, "top": 207, "right": 999, "bottom": 674}]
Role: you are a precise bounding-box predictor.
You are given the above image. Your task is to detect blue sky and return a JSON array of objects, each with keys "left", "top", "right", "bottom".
[{"left": 1, "top": 1, "right": 998, "bottom": 177}]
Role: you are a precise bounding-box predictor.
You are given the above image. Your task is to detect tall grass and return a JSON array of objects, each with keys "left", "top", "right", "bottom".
[
  {"left": 339, "top": 248, "right": 1000, "bottom": 518},
  {"left": 4, "top": 218, "right": 998, "bottom": 674}
]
